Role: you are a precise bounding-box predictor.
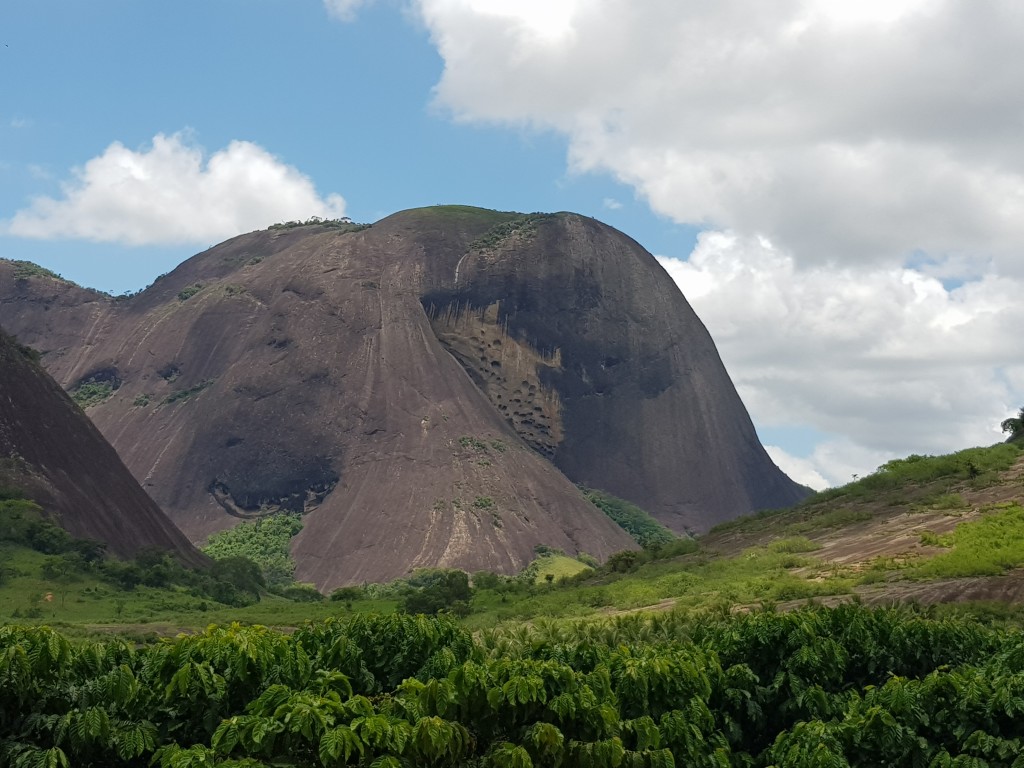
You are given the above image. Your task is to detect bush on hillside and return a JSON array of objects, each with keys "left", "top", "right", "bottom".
[
  {"left": 471, "top": 571, "right": 503, "bottom": 590},
  {"left": 202, "top": 513, "right": 303, "bottom": 588},
  {"left": 402, "top": 569, "right": 472, "bottom": 615},
  {"left": 582, "top": 488, "right": 678, "bottom": 549},
  {"left": 329, "top": 586, "right": 364, "bottom": 602},
  {"left": 274, "top": 583, "right": 323, "bottom": 602}
]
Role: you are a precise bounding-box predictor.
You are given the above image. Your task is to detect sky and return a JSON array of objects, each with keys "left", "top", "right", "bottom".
[{"left": 2, "top": 0, "right": 1023, "bottom": 490}]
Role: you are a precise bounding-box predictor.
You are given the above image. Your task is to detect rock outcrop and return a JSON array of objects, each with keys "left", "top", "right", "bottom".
[
  {"left": 0, "top": 206, "right": 807, "bottom": 588},
  {"left": 0, "top": 329, "right": 206, "bottom": 566}
]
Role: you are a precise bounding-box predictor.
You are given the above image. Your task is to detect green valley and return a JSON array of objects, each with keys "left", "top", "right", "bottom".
[{"left": 4, "top": 440, "right": 1024, "bottom": 765}]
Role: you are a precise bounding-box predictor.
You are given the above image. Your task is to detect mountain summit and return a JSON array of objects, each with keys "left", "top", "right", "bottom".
[{"left": 0, "top": 206, "right": 806, "bottom": 588}]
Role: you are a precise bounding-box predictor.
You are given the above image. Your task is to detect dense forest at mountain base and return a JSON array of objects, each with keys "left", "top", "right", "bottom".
[{"left": 4, "top": 606, "right": 1024, "bottom": 767}]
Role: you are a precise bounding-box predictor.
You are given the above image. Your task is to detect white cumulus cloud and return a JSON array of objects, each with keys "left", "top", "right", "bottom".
[
  {"left": 416, "top": 0, "right": 1024, "bottom": 267},
  {"left": 4, "top": 133, "right": 346, "bottom": 246},
  {"left": 657, "top": 234, "right": 1024, "bottom": 485},
  {"left": 412, "top": 0, "right": 1024, "bottom": 485}
]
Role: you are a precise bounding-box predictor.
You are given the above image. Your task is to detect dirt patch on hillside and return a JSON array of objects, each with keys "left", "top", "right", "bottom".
[
  {"left": 708, "top": 455, "right": 1024, "bottom": 568},
  {"left": 625, "top": 454, "right": 1024, "bottom": 616},
  {"left": 811, "top": 457, "right": 1024, "bottom": 574}
]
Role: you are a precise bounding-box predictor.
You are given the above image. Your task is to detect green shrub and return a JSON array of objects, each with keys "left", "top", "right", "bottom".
[
  {"left": 202, "top": 513, "right": 303, "bottom": 588},
  {"left": 402, "top": 569, "right": 471, "bottom": 614},
  {"left": 469, "top": 213, "right": 552, "bottom": 251},
  {"left": 330, "top": 586, "right": 364, "bottom": 602},
  {"left": 0, "top": 498, "right": 45, "bottom": 543},
  {"left": 209, "top": 556, "right": 265, "bottom": 596},
  {"left": 576, "top": 552, "right": 600, "bottom": 568},
  {"left": 267, "top": 216, "right": 368, "bottom": 232},
  {"left": 161, "top": 379, "right": 214, "bottom": 405},
  {"left": 768, "top": 536, "right": 821, "bottom": 554},
  {"left": 102, "top": 560, "right": 143, "bottom": 590},
  {"left": 70, "top": 381, "right": 113, "bottom": 408},
  {"left": 919, "top": 531, "right": 950, "bottom": 547},
  {"left": 808, "top": 443, "right": 1022, "bottom": 504},
  {"left": 533, "top": 544, "right": 563, "bottom": 557},
  {"left": 177, "top": 283, "right": 203, "bottom": 301},
  {"left": 651, "top": 538, "right": 700, "bottom": 559},
  {"left": 925, "top": 492, "right": 968, "bottom": 510},
  {"left": 787, "top": 508, "right": 873, "bottom": 533},
  {"left": 458, "top": 436, "right": 489, "bottom": 451},
  {"left": 25, "top": 520, "right": 72, "bottom": 554},
  {"left": 471, "top": 571, "right": 502, "bottom": 590},
  {"left": 0, "top": 486, "right": 28, "bottom": 501},
  {"left": 582, "top": 488, "right": 677, "bottom": 549},
  {"left": 40, "top": 554, "right": 85, "bottom": 581},
  {"left": 606, "top": 550, "right": 642, "bottom": 573},
  {"left": 275, "top": 583, "right": 323, "bottom": 602}
]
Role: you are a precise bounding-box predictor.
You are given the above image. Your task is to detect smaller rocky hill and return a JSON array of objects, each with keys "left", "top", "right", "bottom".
[
  {"left": 0, "top": 329, "right": 205, "bottom": 566},
  {"left": 588, "top": 442, "right": 1024, "bottom": 617}
]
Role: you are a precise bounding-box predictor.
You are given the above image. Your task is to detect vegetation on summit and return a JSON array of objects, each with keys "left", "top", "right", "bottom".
[
  {"left": 267, "top": 216, "right": 369, "bottom": 233},
  {"left": 7, "top": 259, "right": 69, "bottom": 282}
]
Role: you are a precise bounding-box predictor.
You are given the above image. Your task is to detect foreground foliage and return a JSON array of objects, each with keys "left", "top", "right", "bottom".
[{"left": 4, "top": 606, "right": 1024, "bottom": 766}]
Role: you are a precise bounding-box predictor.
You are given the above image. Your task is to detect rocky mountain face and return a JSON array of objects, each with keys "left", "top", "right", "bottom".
[
  {"left": 0, "top": 206, "right": 807, "bottom": 588},
  {"left": 0, "top": 329, "right": 206, "bottom": 566}
]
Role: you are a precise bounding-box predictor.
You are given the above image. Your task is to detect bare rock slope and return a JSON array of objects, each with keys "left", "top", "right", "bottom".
[
  {"left": 0, "top": 329, "right": 205, "bottom": 566},
  {"left": 0, "top": 206, "right": 806, "bottom": 588}
]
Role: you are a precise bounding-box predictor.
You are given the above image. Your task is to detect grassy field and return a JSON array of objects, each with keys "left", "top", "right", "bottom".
[
  {"left": 2, "top": 441, "right": 1023, "bottom": 636},
  {"left": 0, "top": 543, "right": 398, "bottom": 635},
  {"left": 912, "top": 502, "right": 1024, "bottom": 579},
  {"left": 529, "top": 553, "right": 592, "bottom": 583}
]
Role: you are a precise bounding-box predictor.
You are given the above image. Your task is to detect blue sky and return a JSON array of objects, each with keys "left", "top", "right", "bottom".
[
  {"left": 3, "top": 1, "right": 1023, "bottom": 488},
  {"left": 1, "top": 2, "right": 696, "bottom": 292}
]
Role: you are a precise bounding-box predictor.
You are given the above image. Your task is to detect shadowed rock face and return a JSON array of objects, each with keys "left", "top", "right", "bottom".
[
  {"left": 0, "top": 206, "right": 806, "bottom": 588},
  {"left": 417, "top": 212, "right": 809, "bottom": 531},
  {"left": 0, "top": 330, "right": 206, "bottom": 567}
]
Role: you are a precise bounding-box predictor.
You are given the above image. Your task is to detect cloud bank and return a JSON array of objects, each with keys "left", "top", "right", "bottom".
[
  {"left": 5, "top": 133, "right": 346, "bottom": 246},
  {"left": 414, "top": 0, "right": 1024, "bottom": 484},
  {"left": 657, "top": 234, "right": 1022, "bottom": 485},
  {"left": 418, "top": 0, "right": 1024, "bottom": 269}
]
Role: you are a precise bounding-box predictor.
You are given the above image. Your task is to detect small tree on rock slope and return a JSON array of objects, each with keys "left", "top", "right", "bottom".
[{"left": 1002, "top": 407, "right": 1024, "bottom": 442}]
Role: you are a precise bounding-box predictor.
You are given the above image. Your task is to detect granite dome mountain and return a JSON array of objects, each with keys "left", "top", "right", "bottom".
[{"left": 0, "top": 206, "right": 806, "bottom": 589}]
